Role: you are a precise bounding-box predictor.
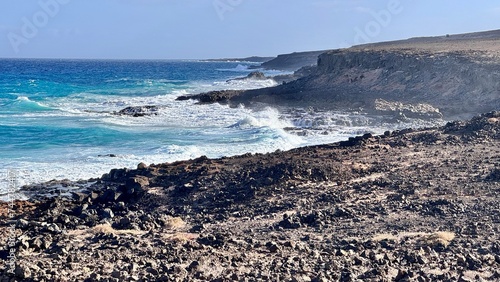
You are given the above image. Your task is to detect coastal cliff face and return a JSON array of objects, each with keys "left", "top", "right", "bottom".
[
  {"left": 221, "top": 35, "right": 500, "bottom": 119},
  {"left": 309, "top": 49, "right": 500, "bottom": 116},
  {"left": 259, "top": 50, "right": 328, "bottom": 71}
]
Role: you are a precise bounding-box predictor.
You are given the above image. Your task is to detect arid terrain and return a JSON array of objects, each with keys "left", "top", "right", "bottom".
[
  {"left": 1, "top": 30, "right": 500, "bottom": 281},
  {"left": 1, "top": 111, "right": 499, "bottom": 281}
]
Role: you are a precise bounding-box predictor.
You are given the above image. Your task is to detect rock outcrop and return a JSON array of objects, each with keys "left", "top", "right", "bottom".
[
  {"left": 226, "top": 71, "right": 267, "bottom": 82},
  {"left": 115, "top": 106, "right": 160, "bottom": 117},
  {"left": 183, "top": 30, "right": 500, "bottom": 120},
  {"left": 258, "top": 50, "right": 329, "bottom": 71},
  {"left": 176, "top": 90, "right": 244, "bottom": 104}
]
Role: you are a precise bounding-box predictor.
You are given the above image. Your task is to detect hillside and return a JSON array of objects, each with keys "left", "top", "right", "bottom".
[
  {"left": 258, "top": 50, "right": 329, "bottom": 71},
  {"left": 185, "top": 30, "right": 500, "bottom": 119}
]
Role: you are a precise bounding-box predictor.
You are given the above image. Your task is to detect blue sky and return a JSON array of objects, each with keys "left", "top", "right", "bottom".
[{"left": 1, "top": 0, "right": 499, "bottom": 59}]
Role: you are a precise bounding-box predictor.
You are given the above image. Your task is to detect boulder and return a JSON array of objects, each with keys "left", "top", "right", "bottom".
[
  {"left": 227, "top": 71, "right": 267, "bottom": 82},
  {"left": 116, "top": 106, "right": 159, "bottom": 117}
]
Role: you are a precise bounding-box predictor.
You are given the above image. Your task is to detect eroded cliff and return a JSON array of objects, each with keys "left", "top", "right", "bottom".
[{"left": 188, "top": 31, "right": 500, "bottom": 119}]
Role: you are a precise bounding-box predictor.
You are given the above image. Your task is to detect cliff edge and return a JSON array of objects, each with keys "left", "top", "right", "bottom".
[{"left": 185, "top": 30, "right": 500, "bottom": 119}]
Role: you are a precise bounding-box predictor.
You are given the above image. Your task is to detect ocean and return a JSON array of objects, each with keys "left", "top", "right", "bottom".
[{"left": 0, "top": 59, "right": 441, "bottom": 199}]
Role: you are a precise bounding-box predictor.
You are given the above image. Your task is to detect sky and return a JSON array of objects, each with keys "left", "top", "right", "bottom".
[{"left": 1, "top": 0, "right": 500, "bottom": 60}]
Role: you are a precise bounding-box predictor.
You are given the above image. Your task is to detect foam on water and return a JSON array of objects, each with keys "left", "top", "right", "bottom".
[
  {"left": 217, "top": 64, "right": 252, "bottom": 72},
  {"left": 0, "top": 70, "right": 304, "bottom": 197},
  {"left": 0, "top": 104, "right": 307, "bottom": 200},
  {"left": 1, "top": 96, "right": 53, "bottom": 113},
  {"left": 0, "top": 59, "right": 445, "bottom": 199}
]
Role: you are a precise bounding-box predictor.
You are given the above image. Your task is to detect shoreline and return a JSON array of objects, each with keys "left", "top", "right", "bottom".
[
  {"left": 1, "top": 111, "right": 499, "bottom": 280},
  {"left": 2, "top": 29, "right": 500, "bottom": 280}
]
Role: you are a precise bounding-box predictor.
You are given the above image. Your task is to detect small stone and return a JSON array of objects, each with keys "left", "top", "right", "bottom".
[
  {"left": 313, "top": 276, "right": 329, "bottom": 282},
  {"left": 71, "top": 192, "right": 88, "bottom": 202},
  {"left": 111, "top": 270, "right": 121, "bottom": 278},
  {"left": 188, "top": 261, "right": 200, "bottom": 272},
  {"left": 126, "top": 176, "right": 149, "bottom": 194},
  {"left": 466, "top": 254, "right": 482, "bottom": 270},
  {"left": 16, "top": 219, "right": 29, "bottom": 229},
  {"left": 266, "top": 241, "right": 280, "bottom": 253},
  {"left": 90, "top": 191, "right": 100, "bottom": 201},
  {"left": 284, "top": 240, "right": 296, "bottom": 249},
  {"left": 15, "top": 264, "right": 32, "bottom": 279},
  {"left": 46, "top": 223, "right": 61, "bottom": 233},
  {"left": 19, "top": 235, "right": 30, "bottom": 249},
  {"left": 416, "top": 254, "right": 429, "bottom": 264},
  {"left": 129, "top": 263, "right": 139, "bottom": 272},
  {"left": 173, "top": 265, "right": 188, "bottom": 278},
  {"left": 482, "top": 254, "right": 495, "bottom": 265},
  {"left": 336, "top": 249, "right": 348, "bottom": 256},
  {"left": 101, "top": 208, "right": 114, "bottom": 219},
  {"left": 101, "top": 189, "right": 122, "bottom": 202},
  {"left": 31, "top": 237, "right": 43, "bottom": 250},
  {"left": 292, "top": 275, "right": 312, "bottom": 282},
  {"left": 457, "top": 254, "right": 467, "bottom": 265},
  {"left": 146, "top": 267, "right": 159, "bottom": 276}
]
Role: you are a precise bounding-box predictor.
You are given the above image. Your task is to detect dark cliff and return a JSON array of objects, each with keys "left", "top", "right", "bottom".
[
  {"left": 308, "top": 49, "right": 500, "bottom": 116},
  {"left": 233, "top": 32, "right": 500, "bottom": 118},
  {"left": 259, "top": 50, "right": 329, "bottom": 71}
]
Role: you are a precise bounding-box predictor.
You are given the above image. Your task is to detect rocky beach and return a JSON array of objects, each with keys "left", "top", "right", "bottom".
[{"left": 1, "top": 30, "right": 500, "bottom": 281}]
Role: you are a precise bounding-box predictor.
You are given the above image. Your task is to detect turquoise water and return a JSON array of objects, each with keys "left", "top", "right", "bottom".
[
  {"left": 0, "top": 59, "right": 441, "bottom": 197},
  {"left": 0, "top": 59, "right": 301, "bottom": 192}
]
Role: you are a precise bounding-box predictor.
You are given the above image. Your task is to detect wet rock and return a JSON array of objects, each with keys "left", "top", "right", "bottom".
[
  {"left": 227, "top": 71, "right": 267, "bottom": 82},
  {"left": 116, "top": 106, "right": 159, "bottom": 117},
  {"left": 176, "top": 90, "right": 244, "bottom": 104},
  {"left": 98, "top": 154, "right": 117, "bottom": 158}
]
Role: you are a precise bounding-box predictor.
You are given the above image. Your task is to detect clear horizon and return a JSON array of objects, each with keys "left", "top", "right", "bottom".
[{"left": 1, "top": 0, "right": 500, "bottom": 60}]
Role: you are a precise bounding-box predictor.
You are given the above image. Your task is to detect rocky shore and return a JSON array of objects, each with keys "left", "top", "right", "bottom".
[
  {"left": 2, "top": 30, "right": 500, "bottom": 281},
  {"left": 1, "top": 111, "right": 499, "bottom": 281}
]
